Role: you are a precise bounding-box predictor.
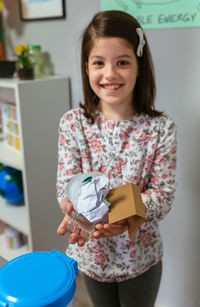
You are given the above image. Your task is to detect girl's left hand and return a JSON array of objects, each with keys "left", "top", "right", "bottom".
[{"left": 93, "top": 219, "right": 128, "bottom": 238}]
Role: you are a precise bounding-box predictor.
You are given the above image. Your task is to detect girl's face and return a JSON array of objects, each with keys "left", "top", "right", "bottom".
[{"left": 86, "top": 37, "right": 138, "bottom": 113}]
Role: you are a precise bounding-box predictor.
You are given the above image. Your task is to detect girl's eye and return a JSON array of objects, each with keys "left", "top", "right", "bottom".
[
  {"left": 118, "top": 60, "right": 129, "bottom": 66},
  {"left": 93, "top": 61, "right": 104, "bottom": 66}
]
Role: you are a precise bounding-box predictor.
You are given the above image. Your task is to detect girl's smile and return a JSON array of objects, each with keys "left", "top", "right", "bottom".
[
  {"left": 100, "top": 83, "right": 123, "bottom": 94},
  {"left": 86, "top": 37, "right": 139, "bottom": 119}
]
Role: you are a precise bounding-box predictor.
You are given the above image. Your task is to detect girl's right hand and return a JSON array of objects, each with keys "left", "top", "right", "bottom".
[{"left": 57, "top": 198, "right": 86, "bottom": 246}]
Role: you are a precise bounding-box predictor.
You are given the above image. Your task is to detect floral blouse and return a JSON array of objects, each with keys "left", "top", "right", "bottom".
[{"left": 57, "top": 107, "right": 177, "bottom": 282}]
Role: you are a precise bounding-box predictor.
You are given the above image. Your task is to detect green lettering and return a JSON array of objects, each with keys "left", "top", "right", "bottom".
[
  {"left": 158, "top": 14, "right": 164, "bottom": 24},
  {"left": 191, "top": 13, "right": 197, "bottom": 22},
  {"left": 136, "top": 15, "right": 153, "bottom": 25},
  {"left": 170, "top": 15, "right": 177, "bottom": 23},
  {"left": 158, "top": 12, "right": 197, "bottom": 25}
]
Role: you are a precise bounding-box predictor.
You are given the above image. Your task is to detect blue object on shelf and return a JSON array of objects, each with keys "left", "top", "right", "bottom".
[
  {"left": 0, "top": 249, "right": 78, "bottom": 306},
  {"left": 0, "top": 166, "right": 24, "bottom": 203}
]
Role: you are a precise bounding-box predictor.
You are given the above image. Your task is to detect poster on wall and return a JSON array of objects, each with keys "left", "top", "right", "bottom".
[
  {"left": 101, "top": 0, "right": 200, "bottom": 29},
  {"left": 19, "top": 0, "right": 65, "bottom": 21}
]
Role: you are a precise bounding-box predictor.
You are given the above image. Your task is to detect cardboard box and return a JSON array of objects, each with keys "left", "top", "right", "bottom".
[{"left": 107, "top": 183, "right": 146, "bottom": 237}]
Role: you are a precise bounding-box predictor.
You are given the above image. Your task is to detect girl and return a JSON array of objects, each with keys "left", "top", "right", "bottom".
[{"left": 57, "top": 10, "right": 177, "bottom": 307}]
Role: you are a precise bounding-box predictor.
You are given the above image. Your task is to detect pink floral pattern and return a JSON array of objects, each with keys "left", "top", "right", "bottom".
[{"left": 57, "top": 108, "right": 177, "bottom": 282}]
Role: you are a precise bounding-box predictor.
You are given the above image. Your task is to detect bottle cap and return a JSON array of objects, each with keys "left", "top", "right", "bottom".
[
  {"left": 27, "top": 45, "right": 41, "bottom": 50},
  {"left": 0, "top": 250, "right": 78, "bottom": 306}
]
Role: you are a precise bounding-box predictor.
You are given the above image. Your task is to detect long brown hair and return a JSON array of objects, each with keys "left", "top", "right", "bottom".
[{"left": 80, "top": 10, "right": 162, "bottom": 123}]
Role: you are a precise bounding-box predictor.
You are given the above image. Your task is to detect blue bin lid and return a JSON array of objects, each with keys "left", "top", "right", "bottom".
[{"left": 0, "top": 250, "right": 78, "bottom": 307}]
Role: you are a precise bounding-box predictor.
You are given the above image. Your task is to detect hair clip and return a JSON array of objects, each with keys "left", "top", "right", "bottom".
[{"left": 136, "top": 28, "right": 145, "bottom": 57}]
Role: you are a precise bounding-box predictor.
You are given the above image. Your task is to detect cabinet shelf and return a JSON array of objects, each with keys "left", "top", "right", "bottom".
[
  {"left": 0, "top": 142, "right": 23, "bottom": 170},
  {"left": 0, "top": 76, "right": 69, "bottom": 260},
  {"left": 0, "top": 234, "right": 29, "bottom": 261},
  {"left": 0, "top": 76, "right": 67, "bottom": 89},
  {"left": 0, "top": 78, "right": 19, "bottom": 89},
  {"left": 0, "top": 197, "right": 29, "bottom": 235}
]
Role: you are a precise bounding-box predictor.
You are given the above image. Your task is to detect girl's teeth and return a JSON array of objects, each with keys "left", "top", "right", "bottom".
[{"left": 104, "top": 85, "right": 120, "bottom": 90}]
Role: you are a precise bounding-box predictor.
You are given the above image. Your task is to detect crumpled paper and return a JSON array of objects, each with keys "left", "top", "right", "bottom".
[{"left": 67, "top": 172, "right": 110, "bottom": 223}]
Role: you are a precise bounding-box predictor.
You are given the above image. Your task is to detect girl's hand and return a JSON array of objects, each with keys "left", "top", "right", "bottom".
[
  {"left": 93, "top": 219, "right": 128, "bottom": 238},
  {"left": 57, "top": 198, "right": 85, "bottom": 246}
]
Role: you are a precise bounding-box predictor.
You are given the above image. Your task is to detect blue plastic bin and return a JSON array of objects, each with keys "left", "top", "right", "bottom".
[{"left": 0, "top": 249, "right": 78, "bottom": 306}]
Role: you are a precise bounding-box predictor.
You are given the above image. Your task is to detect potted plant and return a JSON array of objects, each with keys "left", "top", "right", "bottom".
[{"left": 15, "top": 45, "right": 34, "bottom": 80}]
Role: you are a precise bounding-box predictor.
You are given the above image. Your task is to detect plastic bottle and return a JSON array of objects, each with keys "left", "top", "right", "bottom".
[
  {"left": 65, "top": 172, "right": 104, "bottom": 240},
  {"left": 66, "top": 210, "right": 96, "bottom": 241},
  {"left": 27, "top": 45, "right": 44, "bottom": 78}
]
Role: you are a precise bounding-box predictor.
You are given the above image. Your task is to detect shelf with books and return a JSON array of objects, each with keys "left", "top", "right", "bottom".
[{"left": 0, "top": 76, "right": 69, "bottom": 260}]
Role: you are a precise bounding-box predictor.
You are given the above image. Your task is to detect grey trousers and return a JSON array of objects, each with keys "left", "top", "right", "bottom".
[{"left": 83, "top": 261, "right": 162, "bottom": 307}]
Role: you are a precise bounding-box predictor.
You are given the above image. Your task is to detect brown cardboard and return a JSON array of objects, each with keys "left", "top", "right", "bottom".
[{"left": 107, "top": 183, "right": 146, "bottom": 238}]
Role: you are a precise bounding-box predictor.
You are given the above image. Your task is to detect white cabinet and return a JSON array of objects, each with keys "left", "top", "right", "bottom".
[{"left": 0, "top": 76, "right": 70, "bottom": 260}]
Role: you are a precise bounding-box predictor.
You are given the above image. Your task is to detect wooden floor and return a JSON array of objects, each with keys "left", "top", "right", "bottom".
[{"left": 74, "top": 272, "right": 93, "bottom": 307}]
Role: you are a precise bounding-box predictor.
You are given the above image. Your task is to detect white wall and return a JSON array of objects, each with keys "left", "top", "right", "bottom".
[
  {"left": 148, "top": 27, "right": 200, "bottom": 307},
  {"left": 2, "top": 1, "right": 200, "bottom": 306}
]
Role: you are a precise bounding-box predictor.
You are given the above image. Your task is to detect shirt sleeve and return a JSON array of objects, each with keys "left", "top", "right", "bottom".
[
  {"left": 141, "top": 116, "right": 177, "bottom": 222},
  {"left": 56, "top": 112, "right": 82, "bottom": 204}
]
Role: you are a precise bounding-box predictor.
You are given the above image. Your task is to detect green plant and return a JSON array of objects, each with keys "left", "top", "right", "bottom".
[{"left": 15, "top": 44, "right": 32, "bottom": 68}]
